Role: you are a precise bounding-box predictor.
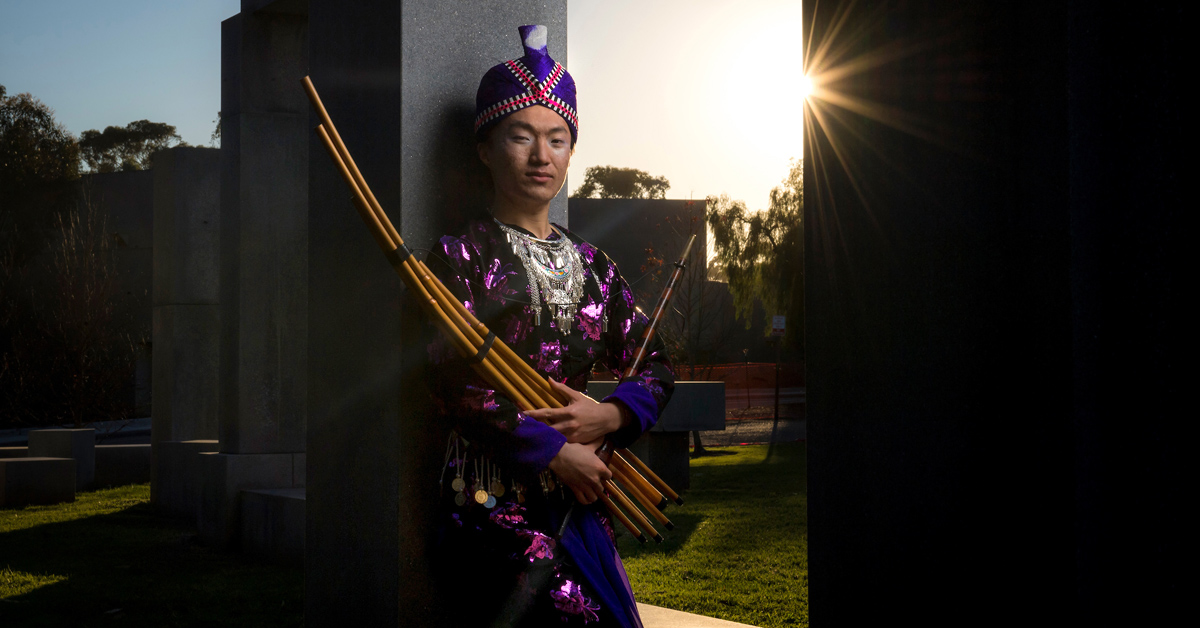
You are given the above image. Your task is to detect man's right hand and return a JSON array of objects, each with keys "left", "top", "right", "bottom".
[{"left": 547, "top": 442, "right": 612, "bottom": 505}]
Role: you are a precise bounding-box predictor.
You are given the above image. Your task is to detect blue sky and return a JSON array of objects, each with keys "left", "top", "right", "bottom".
[
  {"left": 1, "top": 0, "right": 801, "bottom": 211},
  {"left": 1, "top": 1, "right": 238, "bottom": 148}
]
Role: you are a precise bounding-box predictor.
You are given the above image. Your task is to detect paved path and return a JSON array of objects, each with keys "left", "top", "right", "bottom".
[
  {"left": 640, "top": 604, "right": 761, "bottom": 627},
  {"left": 700, "top": 418, "right": 806, "bottom": 446}
]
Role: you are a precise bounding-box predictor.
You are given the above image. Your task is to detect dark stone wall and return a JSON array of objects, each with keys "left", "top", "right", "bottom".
[
  {"left": 305, "top": 2, "right": 568, "bottom": 625},
  {"left": 220, "top": 5, "right": 310, "bottom": 455},
  {"left": 82, "top": 170, "right": 154, "bottom": 343},
  {"left": 803, "top": 0, "right": 1181, "bottom": 625}
]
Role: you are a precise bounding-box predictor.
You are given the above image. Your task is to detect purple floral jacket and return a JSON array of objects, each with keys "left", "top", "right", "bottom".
[
  {"left": 426, "top": 218, "right": 674, "bottom": 627},
  {"left": 426, "top": 218, "right": 674, "bottom": 474}
]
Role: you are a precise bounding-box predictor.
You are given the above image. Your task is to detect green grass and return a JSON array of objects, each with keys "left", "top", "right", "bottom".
[
  {"left": 0, "top": 484, "right": 302, "bottom": 627},
  {"left": 619, "top": 442, "right": 808, "bottom": 628},
  {"left": 1, "top": 445, "right": 807, "bottom": 627}
]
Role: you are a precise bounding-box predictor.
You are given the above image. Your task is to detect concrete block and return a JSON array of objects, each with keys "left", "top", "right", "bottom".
[
  {"left": 627, "top": 431, "right": 691, "bottom": 492},
  {"left": 28, "top": 429, "right": 95, "bottom": 489},
  {"left": 0, "top": 447, "right": 27, "bottom": 458},
  {"left": 198, "top": 452, "right": 298, "bottom": 548},
  {"left": 152, "top": 304, "right": 221, "bottom": 443},
  {"left": 0, "top": 458, "right": 75, "bottom": 507},
  {"left": 95, "top": 444, "right": 152, "bottom": 488},
  {"left": 153, "top": 147, "right": 222, "bottom": 306},
  {"left": 152, "top": 440, "right": 220, "bottom": 517},
  {"left": 240, "top": 487, "right": 305, "bottom": 566},
  {"left": 219, "top": 110, "right": 309, "bottom": 455}
]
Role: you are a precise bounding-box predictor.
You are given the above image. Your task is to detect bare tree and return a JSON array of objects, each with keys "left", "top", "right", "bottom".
[{"left": 0, "top": 188, "right": 138, "bottom": 427}]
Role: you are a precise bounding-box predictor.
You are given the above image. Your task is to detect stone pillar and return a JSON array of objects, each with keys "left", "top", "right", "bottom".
[
  {"left": 304, "top": 2, "right": 566, "bottom": 624},
  {"left": 802, "top": 0, "right": 1082, "bottom": 624},
  {"left": 204, "top": 1, "right": 309, "bottom": 548},
  {"left": 151, "top": 146, "right": 221, "bottom": 507}
]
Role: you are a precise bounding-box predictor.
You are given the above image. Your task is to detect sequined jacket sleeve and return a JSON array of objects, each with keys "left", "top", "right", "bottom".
[
  {"left": 425, "top": 233, "right": 567, "bottom": 473},
  {"left": 582, "top": 244, "right": 676, "bottom": 449}
]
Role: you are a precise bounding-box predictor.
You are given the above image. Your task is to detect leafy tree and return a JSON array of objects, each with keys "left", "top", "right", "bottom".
[
  {"left": 707, "top": 159, "right": 803, "bottom": 355},
  {"left": 1, "top": 85, "right": 81, "bottom": 190},
  {"left": 1, "top": 86, "right": 138, "bottom": 427},
  {"left": 79, "top": 119, "right": 185, "bottom": 173},
  {"left": 0, "top": 85, "right": 81, "bottom": 265},
  {"left": 570, "top": 165, "right": 670, "bottom": 199},
  {"left": 210, "top": 111, "right": 222, "bottom": 147}
]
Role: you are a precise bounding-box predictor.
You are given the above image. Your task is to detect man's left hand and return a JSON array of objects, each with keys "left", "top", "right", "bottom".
[{"left": 525, "top": 379, "right": 630, "bottom": 445}]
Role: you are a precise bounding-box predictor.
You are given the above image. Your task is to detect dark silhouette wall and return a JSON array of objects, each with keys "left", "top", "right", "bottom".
[{"left": 803, "top": 1, "right": 1181, "bottom": 625}]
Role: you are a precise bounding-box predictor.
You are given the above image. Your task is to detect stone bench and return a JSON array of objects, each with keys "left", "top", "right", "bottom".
[
  {"left": 95, "top": 444, "right": 152, "bottom": 488},
  {"left": 28, "top": 428, "right": 95, "bottom": 489},
  {"left": 0, "top": 446, "right": 27, "bottom": 459},
  {"left": 0, "top": 457, "right": 75, "bottom": 507}
]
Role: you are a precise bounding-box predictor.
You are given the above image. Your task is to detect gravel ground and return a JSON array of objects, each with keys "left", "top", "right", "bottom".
[{"left": 696, "top": 404, "right": 806, "bottom": 446}]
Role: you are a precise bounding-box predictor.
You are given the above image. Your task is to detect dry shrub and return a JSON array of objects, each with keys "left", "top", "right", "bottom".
[{"left": 0, "top": 191, "right": 137, "bottom": 428}]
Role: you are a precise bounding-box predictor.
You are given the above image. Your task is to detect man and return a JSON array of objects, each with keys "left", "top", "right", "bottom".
[{"left": 427, "top": 25, "right": 675, "bottom": 628}]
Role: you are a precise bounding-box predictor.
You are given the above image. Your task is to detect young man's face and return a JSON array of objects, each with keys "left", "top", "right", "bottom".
[{"left": 478, "top": 105, "right": 573, "bottom": 213}]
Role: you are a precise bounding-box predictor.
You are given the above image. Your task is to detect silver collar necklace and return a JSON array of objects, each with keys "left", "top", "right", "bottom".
[{"left": 494, "top": 219, "right": 584, "bottom": 335}]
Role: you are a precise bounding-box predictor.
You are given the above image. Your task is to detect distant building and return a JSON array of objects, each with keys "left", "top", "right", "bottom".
[{"left": 568, "top": 198, "right": 775, "bottom": 366}]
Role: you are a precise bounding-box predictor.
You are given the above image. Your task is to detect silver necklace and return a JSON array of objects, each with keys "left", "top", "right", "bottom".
[{"left": 495, "top": 219, "right": 584, "bottom": 335}]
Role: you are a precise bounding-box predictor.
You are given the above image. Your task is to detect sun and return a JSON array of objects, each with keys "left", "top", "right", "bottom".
[{"left": 799, "top": 75, "right": 815, "bottom": 100}]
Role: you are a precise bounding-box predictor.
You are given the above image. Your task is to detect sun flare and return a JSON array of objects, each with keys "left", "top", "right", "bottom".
[{"left": 800, "top": 75, "right": 815, "bottom": 100}]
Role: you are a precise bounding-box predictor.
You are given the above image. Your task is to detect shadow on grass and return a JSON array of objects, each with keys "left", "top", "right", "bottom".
[
  {"left": 614, "top": 509, "right": 707, "bottom": 558},
  {"left": 618, "top": 442, "right": 807, "bottom": 560},
  {"left": 691, "top": 449, "right": 739, "bottom": 458},
  {"left": 616, "top": 443, "right": 808, "bottom": 628},
  {"left": 0, "top": 492, "right": 302, "bottom": 628}
]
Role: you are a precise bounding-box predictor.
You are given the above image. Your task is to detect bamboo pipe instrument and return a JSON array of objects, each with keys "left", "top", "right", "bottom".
[
  {"left": 608, "top": 234, "right": 696, "bottom": 507},
  {"left": 611, "top": 464, "right": 673, "bottom": 530},
  {"left": 304, "top": 76, "right": 672, "bottom": 541},
  {"left": 304, "top": 78, "right": 557, "bottom": 411},
  {"left": 598, "top": 494, "right": 645, "bottom": 545},
  {"left": 610, "top": 441, "right": 668, "bottom": 511},
  {"left": 616, "top": 448, "right": 682, "bottom": 506},
  {"left": 606, "top": 479, "right": 663, "bottom": 543}
]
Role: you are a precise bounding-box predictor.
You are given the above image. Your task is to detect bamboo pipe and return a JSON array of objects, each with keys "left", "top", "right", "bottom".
[
  {"left": 606, "top": 479, "right": 662, "bottom": 543},
  {"left": 615, "top": 449, "right": 683, "bottom": 506},
  {"left": 611, "top": 464, "right": 673, "bottom": 530},
  {"left": 597, "top": 494, "right": 645, "bottom": 544},
  {"left": 304, "top": 77, "right": 403, "bottom": 249},
  {"left": 610, "top": 451, "right": 667, "bottom": 510},
  {"left": 303, "top": 76, "right": 561, "bottom": 411},
  {"left": 422, "top": 270, "right": 565, "bottom": 407},
  {"left": 411, "top": 262, "right": 554, "bottom": 409},
  {"left": 305, "top": 77, "right": 665, "bottom": 536},
  {"left": 314, "top": 125, "right": 535, "bottom": 411}
]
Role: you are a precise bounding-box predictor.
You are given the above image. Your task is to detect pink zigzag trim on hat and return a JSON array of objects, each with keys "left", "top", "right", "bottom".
[{"left": 474, "top": 60, "right": 577, "bottom": 134}]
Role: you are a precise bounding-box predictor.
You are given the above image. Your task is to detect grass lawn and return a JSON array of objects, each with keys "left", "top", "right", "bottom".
[
  {"left": 619, "top": 442, "right": 808, "bottom": 628},
  {"left": 1, "top": 442, "right": 806, "bottom": 627},
  {"left": 0, "top": 484, "right": 303, "bottom": 627}
]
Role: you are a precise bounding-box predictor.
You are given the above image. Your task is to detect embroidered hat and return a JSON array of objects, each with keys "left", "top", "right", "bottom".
[{"left": 474, "top": 25, "right": 578, "bottom": 144}]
